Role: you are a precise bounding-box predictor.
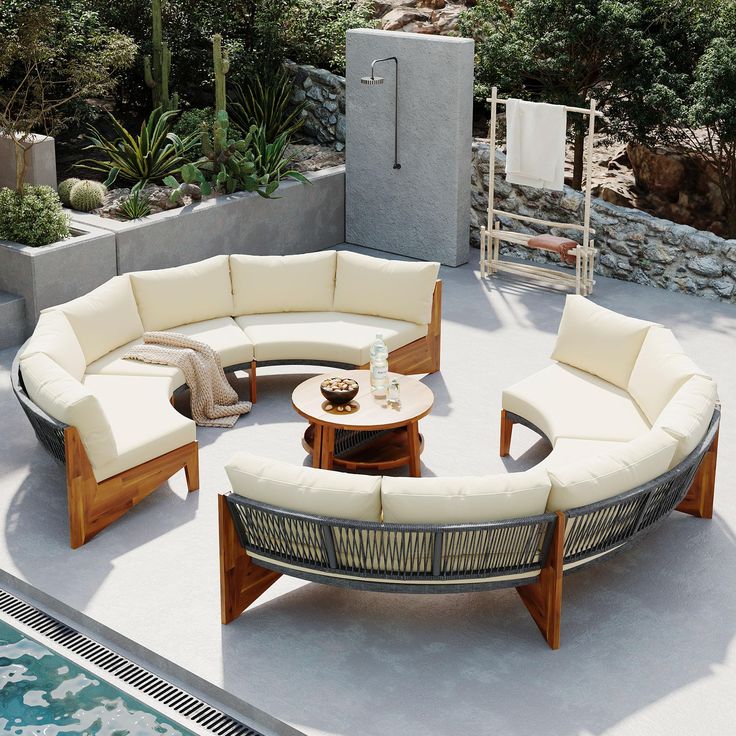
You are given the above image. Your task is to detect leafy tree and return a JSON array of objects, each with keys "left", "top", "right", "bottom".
[
  {"left": 457, "top": 0, "right": 700, "bottom": 190},
  {"left": 0, "top": 1, "right": 136, "bottom": 192}
]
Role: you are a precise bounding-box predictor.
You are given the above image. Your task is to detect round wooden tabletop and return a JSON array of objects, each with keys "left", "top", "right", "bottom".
[{"left": 291, "top": 370, "right": 434, "bottom": 431}]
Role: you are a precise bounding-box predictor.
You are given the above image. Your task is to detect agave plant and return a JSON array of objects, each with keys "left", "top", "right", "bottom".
[
  {"left": 249, "top": 126, "right": 309, "bottom": 198},
  {"left": 119, "top": 190, "right": 152, "bottom": 220},
  {"left": 228, "top": 70, "right": 306, "bottom": 143},
  {"left": 77, "top": 107, "right": 198, "bottom": 192}
]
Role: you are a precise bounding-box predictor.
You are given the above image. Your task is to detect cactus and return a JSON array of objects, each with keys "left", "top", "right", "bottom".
[
  {"left": 212, "top": 34, "right": 230, "bottom": 114},
  {"left": 57, "top": 178, "right": 80, "bottom": 206},
  {"left": 143, "top": 0, "right": 178, "bottom": 111},
  {"left": 69, "top": 180, "right": 107, "bottom": 212}
]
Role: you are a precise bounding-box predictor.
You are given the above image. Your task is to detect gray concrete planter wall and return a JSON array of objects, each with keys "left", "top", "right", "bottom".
[
  {"left": 71, "top": 166, "right": 345, "bottom": 274},
  {"left": 0, "top": 224, "right": 117, "bottom": 335}
]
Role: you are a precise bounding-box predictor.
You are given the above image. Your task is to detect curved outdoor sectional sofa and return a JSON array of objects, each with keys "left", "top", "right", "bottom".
[
  {"left": 219, "top": 295, "right": 720, "bottom": 649},
  {"left": 12, "top": 250, "right": 442, "bottom": 548}
]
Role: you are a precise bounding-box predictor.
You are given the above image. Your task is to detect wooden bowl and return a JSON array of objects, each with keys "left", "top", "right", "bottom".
[{"left": 320, "top": 376, "right": 359, "bottom": 405}]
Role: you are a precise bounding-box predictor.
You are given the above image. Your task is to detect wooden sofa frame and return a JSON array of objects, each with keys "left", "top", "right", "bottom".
[
  {"left": 12, "top": 280, "right": 442, "bottom": 548},
  {"left": 219, "top": 407, "right": 720, "bottom": 649}
]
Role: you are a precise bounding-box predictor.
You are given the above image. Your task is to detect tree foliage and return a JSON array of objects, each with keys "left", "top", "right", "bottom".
[{"left": 0, "top": 1, "right": 136, "bottom": 191}]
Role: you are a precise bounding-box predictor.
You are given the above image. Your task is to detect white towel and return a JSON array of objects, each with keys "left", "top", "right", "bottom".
[{"left": 505, "top": 99, "right": 567, "bottom": 191}]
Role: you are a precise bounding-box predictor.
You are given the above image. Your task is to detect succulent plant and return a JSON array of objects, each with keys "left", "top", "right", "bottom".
[
  {"left": 57, "top": 178, "right": 80, "bottom": 207},
  {"left": 69, "top": 180, "right": 107, "bottom": 212}
]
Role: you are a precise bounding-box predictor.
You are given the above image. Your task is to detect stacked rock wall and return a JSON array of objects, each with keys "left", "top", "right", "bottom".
[{"left": 471, "top": 141, "right": 736, "bottom": 302}]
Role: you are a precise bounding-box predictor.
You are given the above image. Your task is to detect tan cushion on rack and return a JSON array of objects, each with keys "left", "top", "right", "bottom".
[
  {"left": 527, "top": 234, "right": 578, "bottom": 265},
  {"left": 551, "top": 295, "right": 655, "bottom": 389},
  {"left": 44, "top": 275, "right": 144, "bottom": 365},
  {"left": 381, "top": 468, "right": 551, "bottom": 523},
  {"left": 654, "top": 375, "right": 718, "bottom": 466},
  {"left": 236, "top": 312, "right": 426, "bottom": 365},
  {"left": 628, "top": 326, "right": 709, "bottom": 424},
  {"left": 502, "top": 363, "right": 650, "bottom": 443},
  {"left": 83, "top": 374, "right": 195, "bottom": 482},
  {"left": 230, "top": 251, "right": 336, "bottom": 315},
  {"left": 130, "top": 255, "right": 233, "bottom": 331},
  {"left": 20, "top": 310, "right": 86, "bottom": 381},
  {"left": 226, "top": 452, "right": 382, "bottom": 521},
  {"left": 333, "top": 250, "right": 439, "bottom": 325},
  {"left": 545, "top": 428, "right": 678, "bottom": 512},
  {"left": 20, "top": 353, "right": 117, "bottom": 470}
]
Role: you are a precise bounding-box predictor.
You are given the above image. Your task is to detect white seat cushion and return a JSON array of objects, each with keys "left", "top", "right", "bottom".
[
  {"left": 654, "top": 375, "right": 718, "bottom": 466},
  {"left": 20, "top": 310, "right": 86, "bottom": 381},
  {"left": 162, "top": 317, "right": 254, "bottom": 367},
  {"left": 545, "top": 428, "right": 678, "bottom": 512},
  {"left": 84, "top": 339, "right": 186, "bottom": 393},
  {"left": 381, "top": 468, "right": 551, "bottom": 523},
  {"left": 551, "top": 295, "right": 656, "bottom": 389},
  {"left": 20, "top": 353, "right": 117, "bottom": 470},
  {"left": 502, "top": 363, "right": 651, "bottom": 443},
  {"left": 333, "top": 251, "right": 440, "bottom": 325},
  {"left": 628, "top": 326, "right": 709, "bottom": 423},
  {"left": 230, "top": 251, "right": 336, "bottom": 315},
  {"left": 235, "top": 312, "right": 427, "bottom": 365},
  {"left": 84, "top": 318, "right": 253, "bottom": 391},
  {"left": 541, "top": 437, "right": 629, "bottom": 472},
  {"left": 83, "top": 374, "right": 195, "bottom": 482},
  {"left": 226, "top": 452, "right": 382, "bottom": 521},
  {"left": 43, "top": 275, "right": 144, "bottom": 365},
  {"left": 130, "top": 255, "right": 233, "bottom": 331}
]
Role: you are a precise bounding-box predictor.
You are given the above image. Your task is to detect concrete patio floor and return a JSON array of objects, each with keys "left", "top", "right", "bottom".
[{"left": 0, "top": 246, "right": 734, "bottom": 736}]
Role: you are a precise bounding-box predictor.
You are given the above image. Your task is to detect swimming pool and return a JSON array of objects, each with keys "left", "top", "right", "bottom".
[{"left": 0, "top": 618, "right": 196, "bottom": 735}]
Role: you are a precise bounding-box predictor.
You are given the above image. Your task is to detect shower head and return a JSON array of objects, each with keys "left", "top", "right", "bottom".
[{"left": 361, "top": 76, "right": 384, "bottom": 85}]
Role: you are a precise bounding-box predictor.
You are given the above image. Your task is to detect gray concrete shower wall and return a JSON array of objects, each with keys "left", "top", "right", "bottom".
[{"left": 345, "top": 29, "right": 473, "bottom": 266}]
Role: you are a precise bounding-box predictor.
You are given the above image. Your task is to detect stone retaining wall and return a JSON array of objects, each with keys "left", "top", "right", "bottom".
[
  {"left": 471, "top": 141, "right": 736, "bottom": 302},
  {"left": 285, "top": 61, "right": 346, "bottom": 150}
]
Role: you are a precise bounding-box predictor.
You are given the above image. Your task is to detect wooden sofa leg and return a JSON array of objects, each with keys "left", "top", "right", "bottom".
[
  {"left": 516, "top": 511, "right": 565, "bottom": 649},
  {"left": 677, "top": 428, "right": 719, "bottom": 519},
  {"left": 500, "top": 409, "right": 514, "bottom": 457},
  {"left": 219, "top": 495, "right": 281, "bottom": 624},
  {"left": 249, "top": 360, "right": 257, "bottom": 404},
  {"left": 65, "top": 427, "right": 97, "bottom": 549},
  {"left": 184, "top": 441, "right": 200, "bottom": 492}
]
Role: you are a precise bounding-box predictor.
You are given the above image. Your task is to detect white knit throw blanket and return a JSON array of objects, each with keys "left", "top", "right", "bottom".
[{"left": 123, "top": 332, "right": 252, "bottom": 428}]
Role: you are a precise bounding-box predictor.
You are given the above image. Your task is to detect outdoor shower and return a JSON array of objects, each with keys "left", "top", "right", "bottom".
[{"left": 360, "top": 57, "right": 401, "bottom": 170}]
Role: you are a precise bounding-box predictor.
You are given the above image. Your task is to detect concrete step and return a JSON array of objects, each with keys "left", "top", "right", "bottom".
[{"left": 0, "top": 291, "right": 25, "bottom": 350}]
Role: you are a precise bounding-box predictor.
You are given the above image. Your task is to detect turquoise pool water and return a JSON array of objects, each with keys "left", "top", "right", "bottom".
[{"left": 0, "top": 619, "right": 196, "bottom": 735}]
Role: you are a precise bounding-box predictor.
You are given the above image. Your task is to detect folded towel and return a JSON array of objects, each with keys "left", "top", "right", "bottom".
[
  {"left": 505, "top": 99, "right": 567, "bottom": 191},
  {"left": 123, "top": 332, "right": 252, "bottom": 428}
]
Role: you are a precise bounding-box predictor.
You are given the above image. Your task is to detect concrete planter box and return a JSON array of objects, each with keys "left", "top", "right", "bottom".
[
  {"left": 0, "top": 224, "right": 117, "bottom": 335},
  {"left": 71, "top": 166, "right": 346, "bottom": 273}
]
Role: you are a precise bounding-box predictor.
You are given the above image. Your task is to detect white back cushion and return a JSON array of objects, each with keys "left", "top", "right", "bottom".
[
  {"left": 628, "top": 326, "right": 709, "bottom": 423},
  {"left": 45, "top": 275, "right": 144, "bottom": 365},
  {"left": 546, "top": 428, "right": 678, "bottom": 512},
  {"left": 654, "top": 375, "right": 717, "bottom": 466},
  {"left": 551, "top": 295, "right": 655, "bottom": 389},
  {"left": 226, "top": 452, "right": 381, "bottom": 521},
  {"left": 20, "top": 353, "right": 117, "bottom": 469},
  {"left": 20, "top": 311, "right": 86, "bottom": 381},
  {"left": 381, "top": 468, "right": 551, "bottom": 523},
  {"left": 230, "top": 251, "right": 336, "bottom": 315},
  {"left": 130, "top": 255, "right": 233, "bottom": 331},
  {"left": 333, "top": 250, "right": 440, "bottom": 325}
]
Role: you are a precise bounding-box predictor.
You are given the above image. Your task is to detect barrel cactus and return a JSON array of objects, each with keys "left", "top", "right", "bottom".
[
  {"left": 57, "top": 178, "right": 80, "bottom": 206},
  {"left": 69, "top": 180, "right": 107, "bottom": 212}
]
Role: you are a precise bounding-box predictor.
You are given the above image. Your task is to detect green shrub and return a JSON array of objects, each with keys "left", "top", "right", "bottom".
[
  {"left": 0, "top": 186, "right": 70, "bottom": 247},
  {"left": 57, "top": 178, "right": 80, "bottom": 206},
  {"left": 172, "top": 107, "right": 214, "bottom": 160},
  {"left": 69, "top": 180, "right": 107, "bottom": 212},
  {"left": 279, "top": 0, "right": 376, "bottom": 74}
]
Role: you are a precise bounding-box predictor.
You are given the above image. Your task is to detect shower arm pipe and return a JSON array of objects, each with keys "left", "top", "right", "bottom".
[{"left": 369, "top": 56, "right": 400, "bottom": 170}]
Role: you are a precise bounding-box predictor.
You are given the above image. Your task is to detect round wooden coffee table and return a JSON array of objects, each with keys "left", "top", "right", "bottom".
[{"left": 292, "top": 370, "right": 434, "bottom": 477}]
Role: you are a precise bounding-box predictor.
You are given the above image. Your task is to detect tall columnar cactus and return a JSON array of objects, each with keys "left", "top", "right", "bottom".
[
  {"left": 212, "top": 34, "right": 230, "bottom": 114},
  {"left": 143, "top": 0, "right": 178, "bottom": 111}
]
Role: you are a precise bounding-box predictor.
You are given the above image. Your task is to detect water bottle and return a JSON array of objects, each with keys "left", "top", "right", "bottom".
[{"left": 369, "top": 334, "right": 389, "bottom": 396}]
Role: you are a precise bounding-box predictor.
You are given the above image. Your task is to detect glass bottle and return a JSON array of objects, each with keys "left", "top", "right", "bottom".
[{"left": 369, "top": 333, "right": 389, "bottom": 396}]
